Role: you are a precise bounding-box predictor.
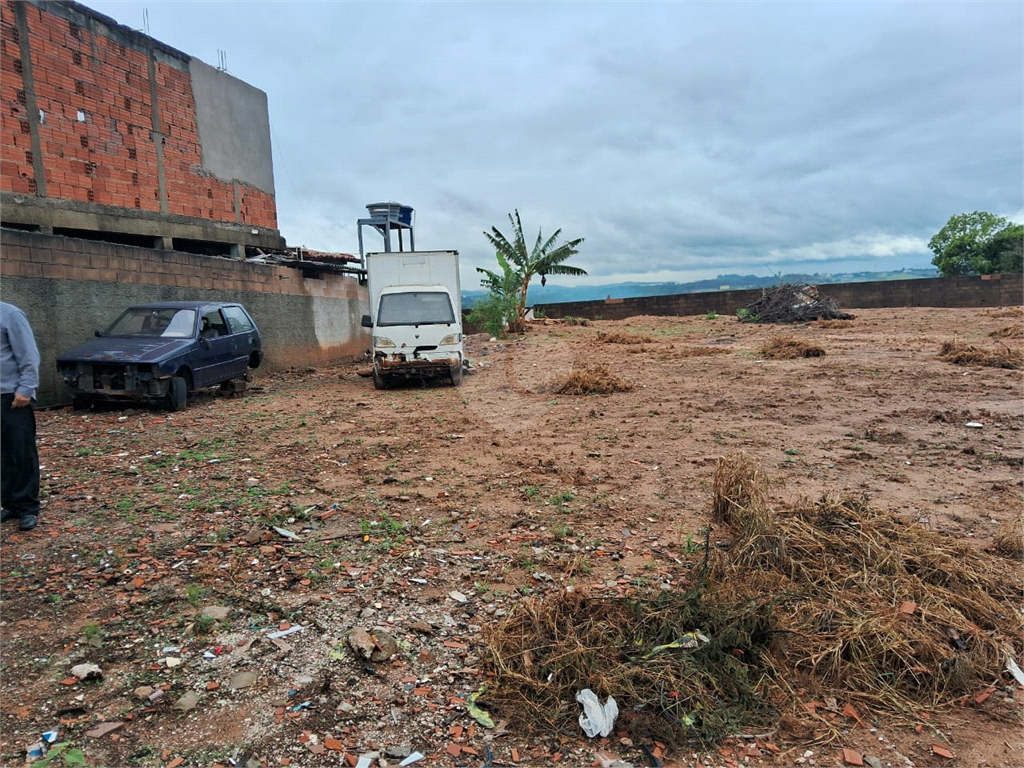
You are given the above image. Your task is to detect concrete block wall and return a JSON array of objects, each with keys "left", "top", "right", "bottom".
[
  {"left": 535, "top": 274, "right": 1024, "bottom": 321},
  {"left": 0, "top": 0, "right": 277, "bottom": 228},
  {"left": 1, "top": 229, "right": 369, "bottom": 405}
]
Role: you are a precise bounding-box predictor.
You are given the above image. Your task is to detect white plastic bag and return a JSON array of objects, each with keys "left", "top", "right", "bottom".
[{"left": 576, "top": 688, "right": 619, "bottom": 738}]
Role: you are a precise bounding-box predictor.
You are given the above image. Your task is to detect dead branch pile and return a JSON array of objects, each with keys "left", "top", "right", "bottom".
[
  {"left": 549, "top": 364, "right": 634, "bottom": 395},
  {"left": 597, "top": 331, "right": 654, "bottom": 344},
  {"left": 760, "top": 336, "right": 826, "bottom": 359},
  {"left": 708, "top": 453, "right": 1024, "bottom": 711},
  {"left": 741, "top": 284, "right": 854, "bottom": 324},
  {"left": 938, "top": 340, "right": 1022, "bottom": 370}
]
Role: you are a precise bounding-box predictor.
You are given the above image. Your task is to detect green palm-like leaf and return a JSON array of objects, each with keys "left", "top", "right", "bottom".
[{"left": 480, "top": 209, "right": 586, "bottom": 333}]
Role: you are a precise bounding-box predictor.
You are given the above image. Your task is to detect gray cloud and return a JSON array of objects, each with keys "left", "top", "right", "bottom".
[{"left": 87, "top": 0, "right": 1023, "bottom": 287}]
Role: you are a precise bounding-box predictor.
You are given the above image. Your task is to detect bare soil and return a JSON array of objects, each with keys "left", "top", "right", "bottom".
[{"left": 1, "top": 307, "right": 1022, "bottom": 768}]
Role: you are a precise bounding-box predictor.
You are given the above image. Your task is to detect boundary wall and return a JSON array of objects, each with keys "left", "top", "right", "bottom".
[
  {"left": 0, "top": 229, "right": 369, "bottom": 405},
  {"left": 534, "top": 274, "right": 1023, "bottom": 322}
]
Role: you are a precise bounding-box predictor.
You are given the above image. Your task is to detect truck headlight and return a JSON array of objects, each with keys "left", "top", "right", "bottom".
[
  {"left": 373, "top": 336, "right": 396, "bottom": 348},
  {"left": 439, "top": 333, "right": 462, "bottom": 346}
]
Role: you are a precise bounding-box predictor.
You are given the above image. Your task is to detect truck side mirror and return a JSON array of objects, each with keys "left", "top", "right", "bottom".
[{"left": 361, "top": 315, "right": 372, "bottom": 328}]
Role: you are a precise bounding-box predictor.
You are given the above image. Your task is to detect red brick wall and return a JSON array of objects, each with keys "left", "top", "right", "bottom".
[{"left": 0, "top": 1, "right": 277, "bottom": 228}]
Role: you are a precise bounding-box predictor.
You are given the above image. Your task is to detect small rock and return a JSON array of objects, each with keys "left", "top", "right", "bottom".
[
  {"left": 449, "top": 590, "right": 468, "bottom": 603},
  {"left": 133, "top": 685, "right": 154, "bottom": 700},
  {"left": 70, "top": 663, "right": 102, "bottom": 681},
  {"left": 409, "top": 620, "right": 433, "bottom": 635},
  {"left": 245, "top": 477, "right": 261, "bottom": 487},
  {"left": 227, "top": 671, "right": 258, "bottom": 690},
  {"left": 386, "top": 745, "right": 412, "bottom": 759},
  {"left": 370, "top": 630, "right": 399, "bottom": 661},
  {"left": 201, "top": 605, "right": 230, "bottom": 621},
  {"left": 172, "top": 691, "right": 201, "bottom": 711},
  {"left": 348, "top": 627, "right": 377, "bottom": 660},
  {"left": 864, "top": 757, "right": 884, "bottom": 768}
]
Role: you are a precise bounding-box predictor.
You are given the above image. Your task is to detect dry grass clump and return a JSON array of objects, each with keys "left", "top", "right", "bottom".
[
  {"left": 992, "top": 516, "right": 1023, "bottom": 559},
  {"left": 671, "top": 346, "right": 730, "bottom": 358},
  {"left": 938, "top": 340, "right": 1022, "bottom": 369},
  {"left": 597, "top": 331, "right": 654, "bottom": 344},
  {"left": 989, "top": 324, "right": 1024, "bottom": 339},
  {"left": 709, "top": 453, "right": 1023, "bottom": 709},
  {"left": 549, "top": 364, "right": 633, "bottom": 395},
  {"left": 481, "top": 589, "right": 777, "bottom": 747},
  {"left": 986, "top": 307, "right": 1023, "bottom": 319},
  {"left": 711, "top": 450, "right": 769, "bottom": 526},
  {"left": 760, "top": 336, "right": 826, "bottom": 359},
  {"left": 812, "top": 319, "right": 855, "bottom": 329}
]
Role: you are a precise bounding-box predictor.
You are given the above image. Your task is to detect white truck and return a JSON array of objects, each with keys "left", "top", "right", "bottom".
[{"left": 360, "top": 250, "right": 464, "bottom": 389}]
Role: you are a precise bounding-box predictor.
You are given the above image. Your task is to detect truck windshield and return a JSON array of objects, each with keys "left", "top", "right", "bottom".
[{"left": 377, "top": 292, "right": 455, "bottom": 326}]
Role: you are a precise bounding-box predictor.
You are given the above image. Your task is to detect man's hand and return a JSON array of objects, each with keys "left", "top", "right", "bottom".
[{"left": 12, "top": 393, "right": 31, "bottom": 408}]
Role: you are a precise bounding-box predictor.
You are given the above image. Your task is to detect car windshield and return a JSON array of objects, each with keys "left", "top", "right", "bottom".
[
  {"left": 105, "top": 308, "right": 197, "bottom": 338},
  {"left": 377, "top": 292, "right": 455, "bottom": 326}
]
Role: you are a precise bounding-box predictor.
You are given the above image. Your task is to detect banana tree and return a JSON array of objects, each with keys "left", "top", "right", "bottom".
[{"left": 483, "top": 210, "right": 586, "bottom": 333}]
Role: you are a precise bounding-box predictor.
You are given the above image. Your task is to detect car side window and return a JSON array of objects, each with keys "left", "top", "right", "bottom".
[
  {"left": 201, "top": 310, "right": 229, "bottom": 339},
  {"left": 222, "top": 306, "right": 255, "bottom": 335}
]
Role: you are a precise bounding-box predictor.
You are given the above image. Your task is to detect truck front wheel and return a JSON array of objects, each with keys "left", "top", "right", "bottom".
[
  {"left": 449, "top": 361, "right": 463, "bottom": 387},
  {"left": 372, "top": 368, "right": 388, "bottom": 390}
]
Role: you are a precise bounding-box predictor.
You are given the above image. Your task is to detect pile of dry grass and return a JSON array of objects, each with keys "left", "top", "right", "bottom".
[
  {"left": 707, "top": 452, "right": 1023, "bottom": 710},
  {"left": 990, "top": 324, "right": 1024, "bottom": 339},
  {"left": 812, "top": 319, "right": 855, "bottom": 329},
  {"left": 938, "top": 340, "right": 1022, "bottom": 370},
  {"left": 760, "top": 336, "right": 826, "bottom": 359},
  {"left": 481, "top": 453, "right": 1023, "bottom": 750},
  {"left": 992, "top": 516, "right": 1023, "bottom": 559},
  {"left": 549, "top": 364, "right": 633, "bottom": 395},
  {"left": 670, "top": 346, "right": 730, "bottom": 358},
  {"left": 986, "top": 307, "right": 1023, "bottom": 319},
  {"left": 597, "top": 331, "right": 654, "bottom": 344},
  {"left": 482, "top": 589, "right": 778, "bottom": 747}
]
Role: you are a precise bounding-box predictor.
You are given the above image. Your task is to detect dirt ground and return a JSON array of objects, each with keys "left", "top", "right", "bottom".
[{"left": 1, "top": 306, "right": 1021, "bottom": 768}]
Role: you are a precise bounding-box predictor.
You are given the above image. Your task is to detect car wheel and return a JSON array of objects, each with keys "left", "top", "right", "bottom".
[
  {"left": 248, "top": 350, "right": 262, "bottom": 369},
  {"left": 372, "top": 368, "right": 388, "bottom": 390},
  {"left": 449, "top": 361, "right": 463, "bottom": 387},
  {"left": 167, "top": 376, "right": 187, "bottom": 411}
]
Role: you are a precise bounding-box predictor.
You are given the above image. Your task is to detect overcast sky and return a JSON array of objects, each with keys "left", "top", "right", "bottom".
[{"left": 86, "top": 0, "right": 1023, "bottom": 288}]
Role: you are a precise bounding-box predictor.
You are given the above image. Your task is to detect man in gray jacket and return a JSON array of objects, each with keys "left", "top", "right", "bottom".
[{"left": 1, "top": 302, "right": 41, "bottom": 531}]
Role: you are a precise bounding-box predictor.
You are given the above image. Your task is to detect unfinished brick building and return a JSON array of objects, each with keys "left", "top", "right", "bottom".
[{"left": 0, "top": 0, "right": 286, "bottom": 255}]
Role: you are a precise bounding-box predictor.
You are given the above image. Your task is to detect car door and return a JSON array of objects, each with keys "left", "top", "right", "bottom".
[
  {"left": 221, "top": 305, "right": 258, "bottom": 378},
  {"left": 195, "top": 308, "right": 235, "bottom": 386}
]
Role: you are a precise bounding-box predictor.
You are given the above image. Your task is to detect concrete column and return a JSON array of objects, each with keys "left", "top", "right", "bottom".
[
  {"left": 13, "top": 3, "right": 47, "bottom": 197},
  {"left": 147, "top": 52, "right": 168, "bottom": 214},
  {"left": 155, "top": 236, "right": 173, "bottom": 251}
]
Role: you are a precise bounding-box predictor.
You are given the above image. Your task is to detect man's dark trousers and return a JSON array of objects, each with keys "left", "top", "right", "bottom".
[{"left": 1, "top": 392, "right": 39, "bottom": 519}]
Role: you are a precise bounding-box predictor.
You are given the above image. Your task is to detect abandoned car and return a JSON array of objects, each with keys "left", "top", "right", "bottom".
[{"left": 56, "top": 301, "right": 262, "bottom": 411}]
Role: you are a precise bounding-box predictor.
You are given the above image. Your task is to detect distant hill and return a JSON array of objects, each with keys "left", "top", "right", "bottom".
[{"left": 462, "top": 268, "right": 938, "bottom": 307}]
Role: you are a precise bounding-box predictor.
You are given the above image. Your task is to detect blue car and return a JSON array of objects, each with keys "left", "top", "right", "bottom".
[{"left": 56, "top": 301, "right": 262, "bottom": 411}]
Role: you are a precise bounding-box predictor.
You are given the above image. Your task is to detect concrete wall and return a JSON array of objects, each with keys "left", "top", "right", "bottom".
[
  {"left": 0, "top": 0, "right": 281, "bottom": 246},
  {"left": 0, "top": 229, "right": 369, "bottom": 405},
  {"left": 535, "top": 274, "right": 1024, "bottom": 321}
]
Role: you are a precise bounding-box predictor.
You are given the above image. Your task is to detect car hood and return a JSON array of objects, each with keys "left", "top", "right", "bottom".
[{"left": 57, "top": 337, "right": 193, "bottom": 364}]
